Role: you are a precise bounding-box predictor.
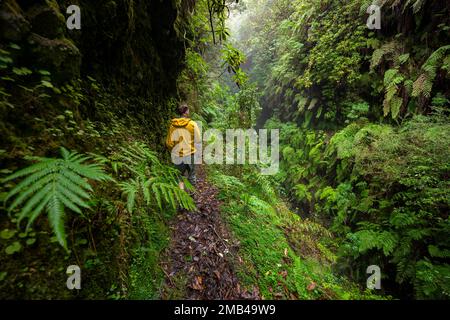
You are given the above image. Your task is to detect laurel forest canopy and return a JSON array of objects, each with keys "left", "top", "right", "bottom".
[{"left": 0, "top": 0, "right": 449, "bottom": 300}]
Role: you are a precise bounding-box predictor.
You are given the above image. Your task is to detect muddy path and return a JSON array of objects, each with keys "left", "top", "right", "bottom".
[{"left": 160, "top": 166, "right": 260, "bottom": 300}]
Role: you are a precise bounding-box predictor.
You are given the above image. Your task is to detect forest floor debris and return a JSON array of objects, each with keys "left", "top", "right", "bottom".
[{"left": 161, "top": 166, "right": 260, "bottom": 300}]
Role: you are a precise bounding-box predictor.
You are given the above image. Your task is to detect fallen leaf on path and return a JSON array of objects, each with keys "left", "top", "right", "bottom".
[{"left": 191, "top": 276, "right": 204, "bottom": 291}]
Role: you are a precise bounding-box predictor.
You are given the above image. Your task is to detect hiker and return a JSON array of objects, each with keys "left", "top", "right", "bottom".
[{"left": 166, "top": 103, "right": 201, "bottom": 190}]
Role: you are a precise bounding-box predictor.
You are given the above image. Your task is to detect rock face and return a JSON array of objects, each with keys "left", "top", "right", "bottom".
[
  {"left": 72, "top": 0, "right": 186, "bottom": 96},
  {"left": 0, "top": 0, "right": 186, "bottom": 94},
  {"left": 25, "top": 1, "right": 66, "bottom": 39},
  {"left": 28, "top": 33, "right": 81, "bottom": 81},
  {"left": 0, "top": 0, "right": 80, "bottom": 81},
  {"left": 0, "top": 0, "right": 30, "bottom": 41}
]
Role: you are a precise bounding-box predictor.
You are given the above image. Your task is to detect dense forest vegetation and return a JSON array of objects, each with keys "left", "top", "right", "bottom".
[{"left": 0, "top": 0, "right": 449, "bottom": 300}]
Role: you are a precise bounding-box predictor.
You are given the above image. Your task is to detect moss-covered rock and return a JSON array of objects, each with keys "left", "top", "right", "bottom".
[
  {"left": 28, "top": 33, "right": 81, "bottom": 81},
  {"left": 25, "top": 0, "right": 65, "bottom": 39},
  {"left": 0, "top": 0, "right": 30, "bottom": 41}
]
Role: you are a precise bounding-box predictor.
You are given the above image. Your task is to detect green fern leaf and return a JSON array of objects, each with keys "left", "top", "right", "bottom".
[
  {"left": 390, "top": 96, "right": 403, "bottom": 119},
  {"left": 413, "top": 45, "right": 450, "bottom": 98},
  {"left": 47, "top": 195, "right": 66, "bottom": 248},
  {"left": 3, "top": 148, "right": 111, "bottom": 249}
]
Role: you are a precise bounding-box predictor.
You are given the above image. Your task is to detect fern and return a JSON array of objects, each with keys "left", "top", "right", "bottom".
[
  {"left": 412, "top": 73, "right": 431, "bottom": 98},
  {"left": 300, "top": 219, "right": 328, "bottom": 236},
  {"left": 256, "top": 174, "right": 278, "bottom": 204},
  {"left": 415, "top": 260, "right": 450, "bottom": 299},
  {"left": 294, "top": 184, "right": 312, "bottom": 202},
  {"left": 428, "top": 245, "right": 450, "bottom": 259},
  {"left": 352, "top": 229, "right": 398, "bottom": 256},
  {"left": 3, "top": 147, "right": 112, "bottom": 249},
  {"left": 372, "top": 0, "right": 426, "bottom": 13},
  {"left": 117, "top": 142, "right": 195, "bottom": 213},
  {"left": 413, "top": 45, "right": 450, "bottom": 98},
  {"left": 118, "top": 179, "right": 138, "bottom": 213},
  {"left": 370, "top": 41, "right": 400, "bottom": 70},
  {"left": 382, "top": 68, "right": 405, "bottom": 118},
  {"left": 389, "top": 95, "right": 403, "bottom": 119},
  {"left": 210, "top": 173, "right": 245, "bottom": 193},
  {"left": 442, "top": 55, "right": 450, "bottom": 74}
]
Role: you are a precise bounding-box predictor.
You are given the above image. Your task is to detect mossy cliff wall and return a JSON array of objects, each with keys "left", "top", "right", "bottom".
[
  {"left": 0, "top": 0, "right": 193, "bottom": 299},
  {"left": 0, "top": 0, "right": 188, "bottom": 149},
  {"left": 1, "top": 0, "right": 185, "bottom": 88}
]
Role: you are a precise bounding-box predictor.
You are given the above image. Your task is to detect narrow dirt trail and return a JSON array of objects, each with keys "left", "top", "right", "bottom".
[{"left": 161, "top": 166, "right": 260, "bottom": 300}]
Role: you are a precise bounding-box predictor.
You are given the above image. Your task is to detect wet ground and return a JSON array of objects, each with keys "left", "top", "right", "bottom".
[{"left": 161, "top": 167, "right": 260, "bottom": 300}]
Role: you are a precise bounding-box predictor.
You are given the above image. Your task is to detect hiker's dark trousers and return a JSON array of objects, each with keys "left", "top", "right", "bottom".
[{"left": 174, "top": 154, "right": 196, "bottom": 185}]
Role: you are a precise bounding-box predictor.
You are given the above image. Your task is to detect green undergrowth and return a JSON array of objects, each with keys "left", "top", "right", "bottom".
[
  {"left": 127, "top": 207, "right": 174, "bottom": 299},
  {"left": 207, "top": 166, "right": 382, "bottom": 300},
  {"left": 266, "top": 113, "right": 450, "bottom": 299},
  {"left": 0, "top": 62, "right": 183, "bottom": 299}
]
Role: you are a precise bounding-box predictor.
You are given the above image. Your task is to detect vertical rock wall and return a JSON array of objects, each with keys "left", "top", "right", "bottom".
[{"left": 0, "top": 0, "right": 186, "bottom": 96}]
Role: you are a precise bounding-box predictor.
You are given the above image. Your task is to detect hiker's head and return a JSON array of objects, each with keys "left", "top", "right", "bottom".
[{"left": 178, "top": 103, "right": 189, "bottom": 117}]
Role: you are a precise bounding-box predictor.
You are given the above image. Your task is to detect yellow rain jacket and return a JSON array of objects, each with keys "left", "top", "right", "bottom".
[{"left": 166, "top": 118, "right": 201, "bottom": 157}]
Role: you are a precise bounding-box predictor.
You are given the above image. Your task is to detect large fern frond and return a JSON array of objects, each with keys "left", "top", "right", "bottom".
[
  {"left": 3, "top": 147, "right": 112, "bottom": 249},
  {"left": 382, "top": 68, "right": 405, "bottom": 118},
  {"left": 413, "top": 45, "right": 450, "bottom": 98}
]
